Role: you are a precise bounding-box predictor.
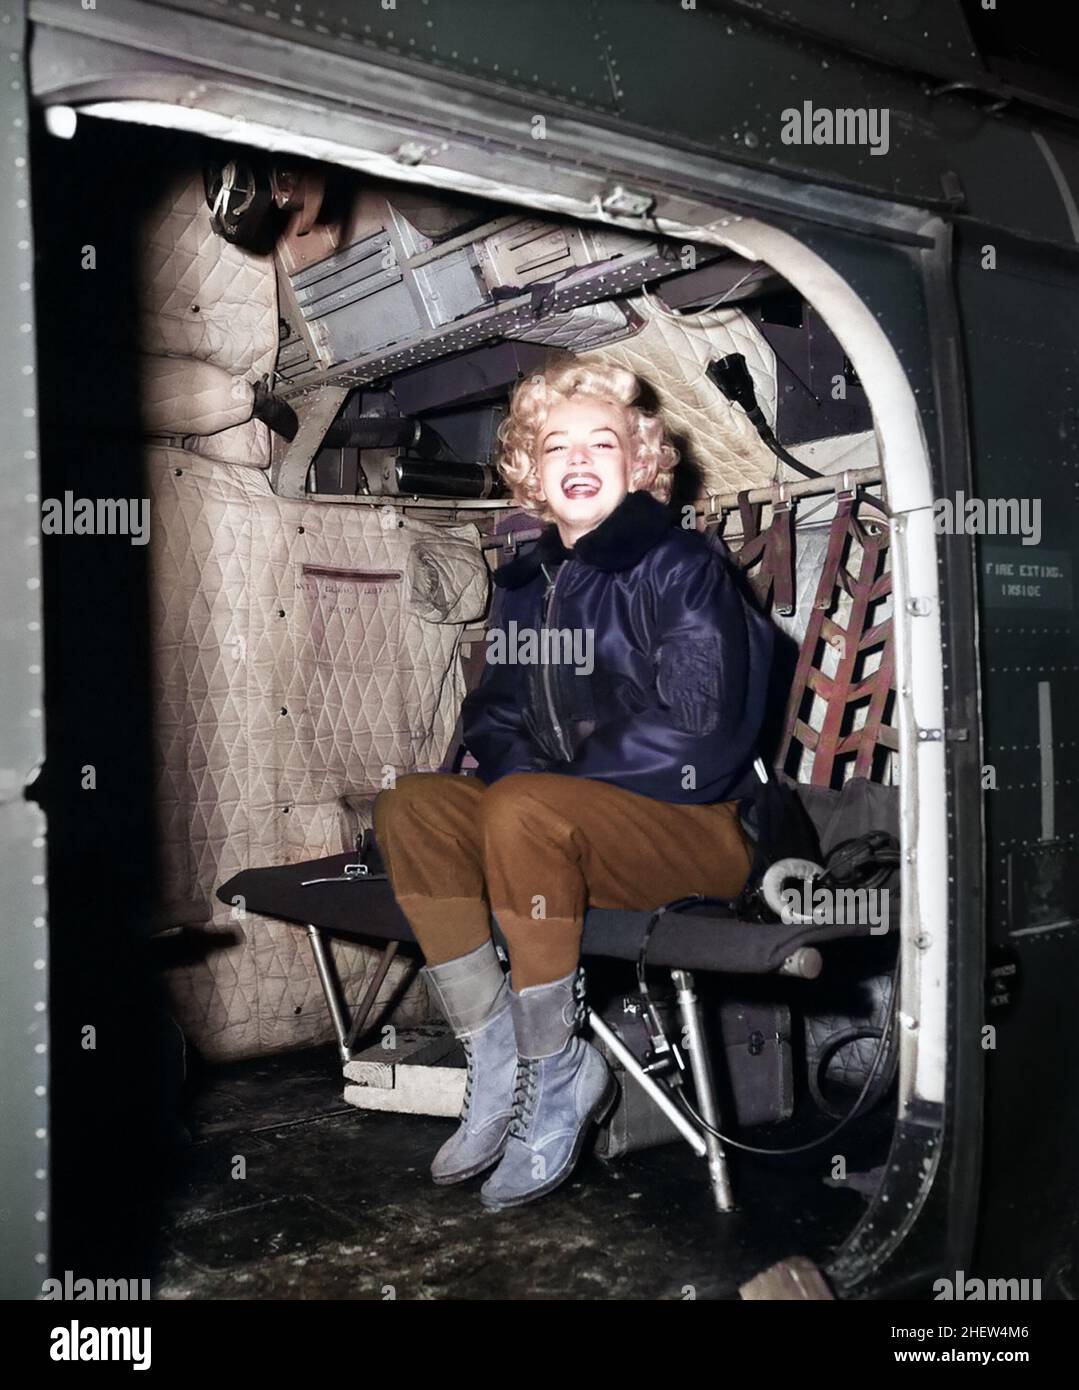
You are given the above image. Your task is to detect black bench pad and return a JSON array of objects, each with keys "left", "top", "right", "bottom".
[{"left": 218, "top": 853, "right": 879, "bottom": 976}]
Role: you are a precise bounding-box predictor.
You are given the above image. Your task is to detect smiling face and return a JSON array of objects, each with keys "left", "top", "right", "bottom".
[{"left": 534, "top": 395, "right": 635, "bottom": 547}]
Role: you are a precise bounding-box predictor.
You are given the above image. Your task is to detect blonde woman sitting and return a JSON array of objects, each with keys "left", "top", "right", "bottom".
[{"left": 374, "top": 359, "right": 773, "bottom": 1211}]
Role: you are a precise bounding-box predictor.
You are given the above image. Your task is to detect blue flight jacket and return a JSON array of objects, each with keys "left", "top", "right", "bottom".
[{"left": 461, "top": 488, "right": 775, "bottom": 804}]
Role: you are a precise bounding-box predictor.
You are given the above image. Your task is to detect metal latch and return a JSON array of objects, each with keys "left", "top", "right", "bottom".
[
  {"left": 599, "top": 185, "right": 656, "bottom": 218},
  {"left": 301, "top": 862, "right": 370, "bottom": 886}
]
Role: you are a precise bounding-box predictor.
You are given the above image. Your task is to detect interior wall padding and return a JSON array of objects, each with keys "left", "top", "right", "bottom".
[
  {"left": 583, "top": 293, "right": 782, "bottom": 497},
  {"left": 139, "top": 169, "right": 279, "bottom": 382},
  {"left": 148, "top": 446, "right": 488, "bottom": 1059},
  {"left": 138, "top": 168, "right": 277, "bottom": 468},
  {"left": 140, "top": 354, "right": 254, "bottom": 438}
]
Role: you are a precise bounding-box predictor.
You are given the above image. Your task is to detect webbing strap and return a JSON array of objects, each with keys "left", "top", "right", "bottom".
[{"left": 730, "top": 490, "right": 796, "bottom": 616}]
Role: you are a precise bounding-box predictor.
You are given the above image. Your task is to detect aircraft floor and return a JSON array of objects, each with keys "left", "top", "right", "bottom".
[{"left": 153, "top": 1045, "right": 887, "bottom": 1300}]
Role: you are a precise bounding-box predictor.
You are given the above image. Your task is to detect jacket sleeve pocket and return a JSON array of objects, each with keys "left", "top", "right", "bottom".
[{"left": 655, "top": 634, "right": 723, "bottom": 736}]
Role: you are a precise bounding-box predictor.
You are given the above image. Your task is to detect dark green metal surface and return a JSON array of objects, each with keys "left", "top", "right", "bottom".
[
  {"left": 0, "top": 0, "right": 49, "bottom": 1303},
  {"left": 957, "top": 230, "right": 1079, "bottom": 1280},
  {"left": 96, "top": 0, "right": 1079, "bottom": 244}
]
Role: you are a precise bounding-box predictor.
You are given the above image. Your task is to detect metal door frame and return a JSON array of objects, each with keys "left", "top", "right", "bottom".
[{"left": 1, "top": 0, "right": 49, "bottom": 1303}]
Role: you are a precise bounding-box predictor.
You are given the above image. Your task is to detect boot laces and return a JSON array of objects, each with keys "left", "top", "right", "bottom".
[
  {"left": 571, "top": 969, "right": 587, "bottom": 1026},
  {"left": 461, "top": 1036, "right": 476, "bottom": 1114},
  {"left": 508, "top": 1058, "right": 539, "bottom": 1141}
]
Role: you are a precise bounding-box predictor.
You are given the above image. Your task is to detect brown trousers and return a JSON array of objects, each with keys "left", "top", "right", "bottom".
[{"left": 372, "top": 771, "right": 754, "bottom": 989}]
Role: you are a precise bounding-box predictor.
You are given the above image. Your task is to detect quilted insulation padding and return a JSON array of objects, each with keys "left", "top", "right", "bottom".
[
  {"left": 506, "top": 300, "right": 636, "bottom": 352},
  {"left": 187, "top": 417, "right": 273, "bottom": 469},
  {"left": 583, "top": 294, "right": 780, "bottom": 497},
  {"left": 141, "top": 353, "right": 254, "bottom": 437},
  {"left": 139, "top": 168, "right": 277, "bottom": 469},
  {"left": 147, "top": 446, "right": 489, "bottom": 1060},
  {"left": 139, "top": 170, "right": 278, "bottom": 381}
]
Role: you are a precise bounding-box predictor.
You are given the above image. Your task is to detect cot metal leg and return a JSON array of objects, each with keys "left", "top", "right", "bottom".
[
  {"left": 306, "top": 926, "right": 403, "bottom": 1063},
  {"left": 671, "top": 968, "right": 737, "bottom": 1213},
  {"left": 306, "top": 925, "right": 353, "bottom": 1062},
  {"left": 346, "top": 941, "right": 400, "bottom": 1051},
  {"left": 588, "top": 1010, "right": 707, "bottom": 1157}
]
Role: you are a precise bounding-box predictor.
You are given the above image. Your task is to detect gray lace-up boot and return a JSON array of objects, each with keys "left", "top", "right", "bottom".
[
  {"left": 479, "top": 967, "right": 618, "bottom": 1212},
  {"left": 422, "top": 940, "right": 518, "bottom": 1185}
]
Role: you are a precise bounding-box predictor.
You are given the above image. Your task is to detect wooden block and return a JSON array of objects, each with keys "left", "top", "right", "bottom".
[
  {"left": 343, "top": 1026, "right": 458, "bottom": 1088},
  {"left": 344, "top": 1062, "right": 466, "bottom": 1117},
  {"left": 740, "top": 1256, "right": 835, "bottom": 1301},
  {"left": 342, "top": 1024, "right": 466, "bottom": 1117}
]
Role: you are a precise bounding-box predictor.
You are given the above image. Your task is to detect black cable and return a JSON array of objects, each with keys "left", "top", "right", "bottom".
[
  {"left": 676, "top": 984, "right": 897, "bottom": 1155},
  {"left": 707, "top": 352, "right": 823, "bottom": 481},
  {"left": 673, "top": 958, "right": 899, "bottom": 1155},
  {"left": 632, "top": 894, "right": 901, "bottom": 1157}
]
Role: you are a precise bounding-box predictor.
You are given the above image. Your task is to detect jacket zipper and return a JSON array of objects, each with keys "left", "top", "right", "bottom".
[{"left": 539, "top": 559, "right": 574, "bottom": 761}]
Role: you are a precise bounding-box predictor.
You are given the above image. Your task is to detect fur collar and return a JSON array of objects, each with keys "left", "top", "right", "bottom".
[{"left": 493, "top": 489, "right": 676, "bottom": 589}]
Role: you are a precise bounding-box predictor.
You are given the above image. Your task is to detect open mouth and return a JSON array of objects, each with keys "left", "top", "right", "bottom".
[{"left": 561, "top": 472, "right": 602, "bottom": 499}]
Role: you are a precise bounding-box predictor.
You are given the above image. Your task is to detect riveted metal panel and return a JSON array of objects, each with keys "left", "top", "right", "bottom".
[
  {"left": 0, "top": 0, "right": 49, "bottom": 1303},
  {"left": 718, "top": 0, "right": 986, "bottom": 87},
  {"left": 29, "top": 0, "right": 1079, "bottom": 249},
  {"left": 956, "top": 227, "right": 1079, "bottom": 1280},
  {"left": 142, "top": 0, "right": 621, "bottom": 112}
]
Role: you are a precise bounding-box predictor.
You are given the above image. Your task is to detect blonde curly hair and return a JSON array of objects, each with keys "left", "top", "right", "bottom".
[{"left": 496, "top": 356, "right": 680, "bottom": 520}]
